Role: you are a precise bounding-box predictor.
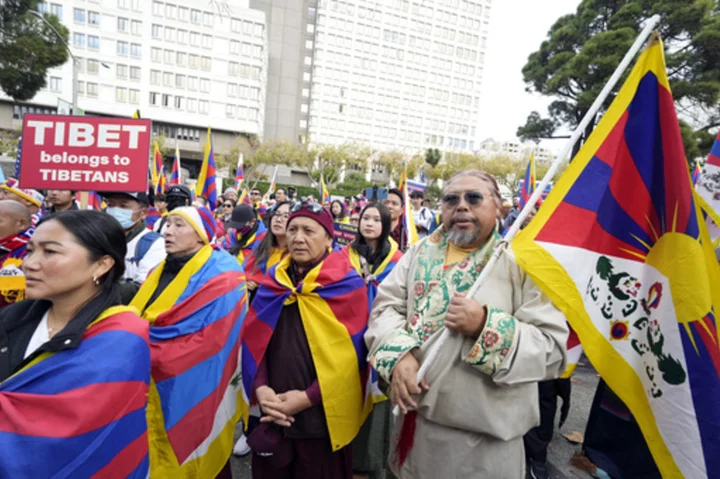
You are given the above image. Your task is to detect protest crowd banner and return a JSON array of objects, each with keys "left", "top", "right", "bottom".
[{"left": 19, "top": 114, "right": 151, "bottom": 192}]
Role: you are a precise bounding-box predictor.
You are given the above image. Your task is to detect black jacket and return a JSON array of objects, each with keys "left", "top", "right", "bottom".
[{"left": 0, "top": 288, "right": 122, "bottom": 382}]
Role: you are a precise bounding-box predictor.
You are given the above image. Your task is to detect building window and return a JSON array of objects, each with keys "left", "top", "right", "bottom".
[
  {"left": 228, "top": 62, "right": 238, "bottom": 76},
  {"left": 151, "top": 47, "right": 161, "bottom": 62},
  {"left": 117, "top": 41, "right": 128, "bottom": 56},
  {"left": 190, "top": 9, "right": 201, "bottom": 24},
  {"left": 150, "top": 92, "right": 159, "bottom": 105},
  {"left": 165, "top": 27, "right": 175, "bottom": 42},
  {"left": 116, "top": 64, "right": 128, "bottom": 78},
  {"left": 227, "top": 83, "right": 237, "bottom": 96},
  {"left": 200, "top": 56, "right": 211, "bottom": 71},
  {"left": 77, "top": 81, "right": 85, "bottom": 95},
  {"left": 49, "top": 77, "right": 61, "bottom": 91},
  {"left": 162, "top": 94, "right": 171, "bottom": 107},
  {"left": 74, "top": 8, "right": 86, "bottom": 23},
  {"left": 50, "top": 3, "right": 63, "bottom": 17},
  {"left": 189, "top": 54, "right": 198, "bottom": 69},
  {"left": 87, "top": 59, "right": 99, "bottom": 74},
  {"left": 129, "top": 89, "right": 140, "bottom": 104},
  {"left": 152, "top": 24, "right": 162, "bottom": 38},
  {"left": 131, "top": 43, "right": 141, "bottom": 58},
  {"left": 175, "top": 74, "right": 186, "bottom": 88},
  {"left": 177, "top": 29, "right": 187, "bottom": 44},
  {"left": 118, "top": 0, "right": 129, "bottom": 9},
  {"left": 130, "top": 66, "right": 141, "bottom": 80},
  {"left": 199, "top": 100, "right": 208, "bottom": 114},
  {"left": 73, "top": 33, "right": 85, "bottom": 48},
  {"left": 187, "top": 98, "right": 196, "bottom": 112},
  {"left": 174, "top": 96, "right": 184, "bottom": 109},
  {"left": 188, "top": 76, "right": 197, "bottom": 90},
  {"left": 152, "top": 1, "right": 162, "bottom": 15},
  {"left": 201, "top": 34, "right": 212, "bottom": 49},
  {"left": 163, "top": 72, "right": 173, "bottom": 86},
  {"left": 176, "top": 52, "right": 187, "bottom": 66},
  {"left": 87, "top": 82, "right": 98, "bottom": 97},
  {"left": 178, "top": 7, "right": 188, "bottom": 22},
  {"left": 150, "top": 70, "right": 160, "bottom": 84},
  {"left": 117, "top": 17, "right": 129, "bottom": 32},
  {"left": 229, "top": 41, "right": 240, "bottom": 54},
  {"left": 225, "top": 105, "right": 235, "bottom": 118},
  {"left": 88, "top": 35, "right": 100, "bottom": 50},
  {"left": 190, "top": 32, "right": 200, "bottom": 46},
  {"left": 231, "top": 19, "right": 241, "bottom": 33},
  {"left": 165, "top": 4, "right": 176, "bottom": 18},
  {"left": 88, "top": 11, "right": 100, "bottom": 26},
  {"left": 199, "top": 78, "right": 210, "bottom": 92},
  {"left": 131, "top": 20, "right": 142, "bottom": 35},
  {"left": 203, "top": 12, "right": 213, "bottom": 26},
  {"left": 254, "top": 23, "right": 264, "bottom": 37},
  {"left": 164, "top": 49, "right": 174, "bottom": 64},
  {"left": 116, "top": 87, "right": 127, "bottom": 103}
]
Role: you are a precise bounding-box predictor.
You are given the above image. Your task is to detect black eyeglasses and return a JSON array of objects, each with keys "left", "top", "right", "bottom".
[
  {"left": 442, "top": 191, "right": 484, "bottom": 207},
  {"left": 222, "top": 204, "right": 233, "bottom": 208},
  {"left": 290, "top": 201, "right": 324, "bottom": 214}
]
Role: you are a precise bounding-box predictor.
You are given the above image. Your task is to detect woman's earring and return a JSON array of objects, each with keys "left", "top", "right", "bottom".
[{"left": 93, "top": 275, "right": 100, "bottom": 286}]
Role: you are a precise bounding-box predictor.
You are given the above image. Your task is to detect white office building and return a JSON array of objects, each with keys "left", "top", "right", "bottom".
[
  {"left": 477, "top": 138, "right": 555, "bottom": 163},
  {"left": 0, "top": 0, "right": 268, "bottom": 175},
  {"left": 305, "top": 0, "right": 492, "bottom": 155}
]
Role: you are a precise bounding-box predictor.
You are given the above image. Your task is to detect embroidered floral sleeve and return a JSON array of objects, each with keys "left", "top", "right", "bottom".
[
  {"left": 371, "top": 330, "right": 422, "bottom": 383},
  {"left": 463, "top": 306, "right": 517, "bottom": 376}
]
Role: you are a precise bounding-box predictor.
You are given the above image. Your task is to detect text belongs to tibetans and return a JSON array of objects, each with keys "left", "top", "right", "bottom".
[{"left": 19, "top": 114, "right": 152, "bottom": 193}]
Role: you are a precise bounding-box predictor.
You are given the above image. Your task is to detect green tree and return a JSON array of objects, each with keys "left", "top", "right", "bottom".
[
  {"left": 519, "top": 0, "right": 720, "bottom": 161},
  {"left": 308, "top": 143, "right": 372, "bottom": 187},
  {"left": 244, "top": 139, "right": 312, "bottom": 188},
  {"left": 425, "top": 148, "right": 442, "bottom": 168},
  {"left": 0, "top": 2, "right": 70, "bottom": 101},
  {"left": 333, "top": 172, "right": 373, "bottom": 198}
]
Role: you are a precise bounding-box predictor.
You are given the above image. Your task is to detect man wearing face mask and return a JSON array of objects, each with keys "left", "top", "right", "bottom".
[
  {"left": 221, "top": 204, "right": 266, "bottom": 267},
  {"left": 101, "top": 191, "right": 166, "bottom": 304}
]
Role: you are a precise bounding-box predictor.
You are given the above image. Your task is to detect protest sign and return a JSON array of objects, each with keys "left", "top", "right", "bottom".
[
  {"left": 333, "top": 222, "right": 357, "bottom": 249},
  {"left": 19, "top": 114, "right": 151, "bottom": 192}
]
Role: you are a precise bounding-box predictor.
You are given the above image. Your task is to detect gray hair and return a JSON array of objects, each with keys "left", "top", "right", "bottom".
[{"left": 444, "top": 169, "right": 503, "bottom": 210}]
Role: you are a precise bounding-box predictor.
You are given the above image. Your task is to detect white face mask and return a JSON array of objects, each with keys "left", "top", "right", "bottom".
[{"left": 106, "top": 207, "right": 137, "bottom": 229}]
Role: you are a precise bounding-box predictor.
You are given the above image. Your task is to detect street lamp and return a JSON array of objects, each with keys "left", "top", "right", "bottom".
[{"left": 29, "top": 10, "right": 79, "bottom": 115}]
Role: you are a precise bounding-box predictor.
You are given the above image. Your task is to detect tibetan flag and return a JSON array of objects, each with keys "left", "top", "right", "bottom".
[
  {"left": 130, "top": 245, "right": 248, "bottom": 478},
  {"left": 407, "top": 180, "right": 427, "bottom": 194},
  {"left": 512, "top": 35, "right": 720, "bottom": 478},
  {"left": 155, "top": 164, "right": 168, "bottom": 196},
  {"left": 88, "top": 191, "right": 103, "bottom": 210},
  {"left": 262, "top": 166, "right": 278, "bottom": 203},
  {"left": 195, "top": 128, "right": 218, "bottom": 211},
  {"left": 692, "top": 162, "right": 702, "bottom": 186},
  {"left": 221, "top": 221, "right": 267, "bottom": 268},
  {"left": 145, "top": 207, "right": 162, "bottom": 230},
  {"left": 320, "top": 173, "right": 330, "bottom": 205},
  {"left": 170, "top": 145, "right": 182, "bottom": 185},
  {"left": 152, "top": 143, "right": 163, "bottom": 188},
  {"left": 519, "top": 153, "right": 536, "bottom": 207},
  {"left": 244, "top": 247, "right": 286, "bottom": 285},
  {"left": 400, "top": 166, "right": 419, "bottom": 247},
  {"left": 695, "top": 131, "right": 720, "bottom": 241},
  {"left": 234, "top": 153, "right": 245, "bottom": 190},
  {"left": 239, "top": 188, "right": 252, "bottom": 206},
  {"left": 240, "top": 252, "right": 372, "bottom": 451},
  {"left": 0, "top": 306, "right": 151, "bottom": 478}
]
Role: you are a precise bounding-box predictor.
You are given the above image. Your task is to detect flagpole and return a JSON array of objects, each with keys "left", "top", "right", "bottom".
[{"left": 393, "top": 13, "right": 662, "bottom": 418}]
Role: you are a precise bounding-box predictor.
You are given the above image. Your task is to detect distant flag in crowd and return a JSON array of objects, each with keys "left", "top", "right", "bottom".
[
  {"left": 132, "top": 109, "right": 141, "bottom": 119},
  {"left": 170, "top": 144, "right": 182, "bottom": 185},
  {"left": 692, "top": 161, "right": 702, "bottom": 186},
  {"left": 234, "top": 153, "right": 245, "bottom": 190},
  {"left": 239, "top": 188, "right": 252, "bottom": 206},
  {"left": 320, "top": 172, "right": 330, "bottom": 205},
  {"left": 400, "top": 164, "right": 419, "bottom": 246},
  {"left": 195, "top": 128, "right": 218, "bottom": 211},
  {"left": 513, "top": 36, "right": 720, "bottom": 479},
  {"left": 152, "top": 143, "right": 163, "bottom": 188},
  {"left": 155, "top": 164, "right": 168, "bottom": 195},
  {"left": 519, "top": 153, "right": 536, "bottom": 207},
  {"left": 420, "top": 165, "right": 426, "bottom": 184},
  {"left": 695, "top": 131, "right": 720, "bottom": 243},
  {"left": 87, "top": 191, "right": 103, "bottom": 210},
  {"left": 263, "top": 166, "right": 278, "bottom": 202}
]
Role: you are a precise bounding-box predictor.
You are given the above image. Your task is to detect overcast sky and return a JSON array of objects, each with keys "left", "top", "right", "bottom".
[{"left": 477, "top": 0, "right": 581, "bottom": 148}]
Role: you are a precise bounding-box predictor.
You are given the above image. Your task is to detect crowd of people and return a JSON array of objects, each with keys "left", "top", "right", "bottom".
[{"left": 0, "top": 170, "right": 657, "bottom": 479}]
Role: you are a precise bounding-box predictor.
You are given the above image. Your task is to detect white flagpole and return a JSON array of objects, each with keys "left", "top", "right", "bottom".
[{"left": 393, "top": 14, "right": 662, "bottom": 417}]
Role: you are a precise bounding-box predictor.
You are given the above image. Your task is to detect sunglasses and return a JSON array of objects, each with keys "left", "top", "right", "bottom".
[
  {"left": 222, "top": 204, "right": 233, "bottom": 208},
  {"left": 442, "top": 191, "right": 484, "bottom": 207},
  {"left": 290, "top": 201, "right": 325, "bottom": 214}
]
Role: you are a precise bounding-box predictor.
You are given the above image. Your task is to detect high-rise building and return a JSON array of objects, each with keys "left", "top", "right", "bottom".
[
  {"left": 0, "top": 0, "right": 268, "bottom": 177},
  {"left": 305, "top": 0, "right": 492, "bottom": 155}
]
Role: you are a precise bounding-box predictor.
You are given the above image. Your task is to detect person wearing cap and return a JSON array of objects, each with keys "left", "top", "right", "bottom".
[
  {"left": 223, "top": 187, "right": 239, "bottom": 204},
  {"left": 154, "top": 184, "right": 193, "bottom": 233},
  {"left": 0, "top": 200, "right": 33, "bottom": 310},
  {"left": 102, "top": 192, "right": 166, "bottom": 304},
  {"left": 46, "top": 189, "right": 78, "bottom": 213},
  {"left": 221, "top": 204, "right": 267, "bottom": 267},
  {"left": 241, "top": 202, "right": 372, "bottom": 478},
  {"left": 0, "top": 179, "right": 44, "bottom": 223},
  {"left": 130, "top": 206, "right": 246, "bottom": 479}
]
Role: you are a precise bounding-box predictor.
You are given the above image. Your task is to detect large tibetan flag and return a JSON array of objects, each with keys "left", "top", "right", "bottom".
[
  {"left": 320, "top": 172, "right": 330, "bottom": 205},
  {"left": 170, "top": 145, "right": 182, "bottom": 185},
  {"left": 195, "top": 128, "right": 218, "bottom": 211},
  {"left": 400, "top": 165, "right": 419, "bottom": 247},
  {"left": 695, "top": 132, "right": 720, "bottom": 242},
  {"left": 240, "top": 252, "right": 372, "bottom": 451},
  {"left": 130, "top": 245, "right": 248, "bottom": 478},
  {"left": 519, "top": 153, "right": 536, "bottom": 207},
  {"left": 512, "top": 35, "right": 720, "bottom": 478},
  {"left": 0, "top": 306, "right": 151, "bottom": 477},
  {"left": 234, "top": 153, "right": 245, "bottom": 190}
]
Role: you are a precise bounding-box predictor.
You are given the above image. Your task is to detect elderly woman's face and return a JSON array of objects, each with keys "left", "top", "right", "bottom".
[{"left": 286, "top": 216, "right": 332, "bottom": 265}]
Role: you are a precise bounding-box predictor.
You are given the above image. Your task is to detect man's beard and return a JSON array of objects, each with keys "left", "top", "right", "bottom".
[{"left": 447, "top": 221, "right": 481, "bottom": 247}]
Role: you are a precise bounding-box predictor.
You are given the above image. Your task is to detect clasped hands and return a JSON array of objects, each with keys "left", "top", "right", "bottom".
[
  {"left": 256, "top": 386, "right": 311, "bottom": 427},
  {"left": 391, "top": 293, "right": 487, "bottom": 414}
]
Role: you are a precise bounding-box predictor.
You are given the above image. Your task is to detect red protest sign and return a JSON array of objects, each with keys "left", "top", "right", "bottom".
[{"left": 19, "top": 114, "right": 151, "bottom": 192}]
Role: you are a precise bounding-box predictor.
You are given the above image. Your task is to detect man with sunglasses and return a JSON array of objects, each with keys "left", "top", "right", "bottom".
[
  {"left": 366, "top": 170, "right": 568, "bottom": 479},
  {"left": 250, "top": 187, "right": 267, "bottom": 220}
]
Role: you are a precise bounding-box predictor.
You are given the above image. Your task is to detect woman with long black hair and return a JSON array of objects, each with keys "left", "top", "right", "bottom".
[
  {"left": 244, "top": 201, "right": 291, "bottom": 292},
  {"left": 343, "top": 203, "right": 403, "bottom": 479},
  {"left": 330, "top": 199, "right": 350, "bottom": 224},
  {"left": 0, "top": 210, "right": 151, "bottom": 477}
]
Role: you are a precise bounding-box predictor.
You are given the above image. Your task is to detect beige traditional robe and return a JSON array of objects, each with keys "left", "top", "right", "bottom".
[{"left": 365, "top": 228, "right": 568, "bottom": 478}]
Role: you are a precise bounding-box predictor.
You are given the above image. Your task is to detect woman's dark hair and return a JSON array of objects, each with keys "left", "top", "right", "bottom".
[
  {"left": 350, "top": 203, "right": 392, "bottom": 273},
  {"left": 330, "top": 199, "right": 347, "bottom": 220},
  {"left": 252, "top": 201, "right": 292, "bottom": 275},
  {"left": 37, "top": 210, "right": 127, "bottom": 292}
]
